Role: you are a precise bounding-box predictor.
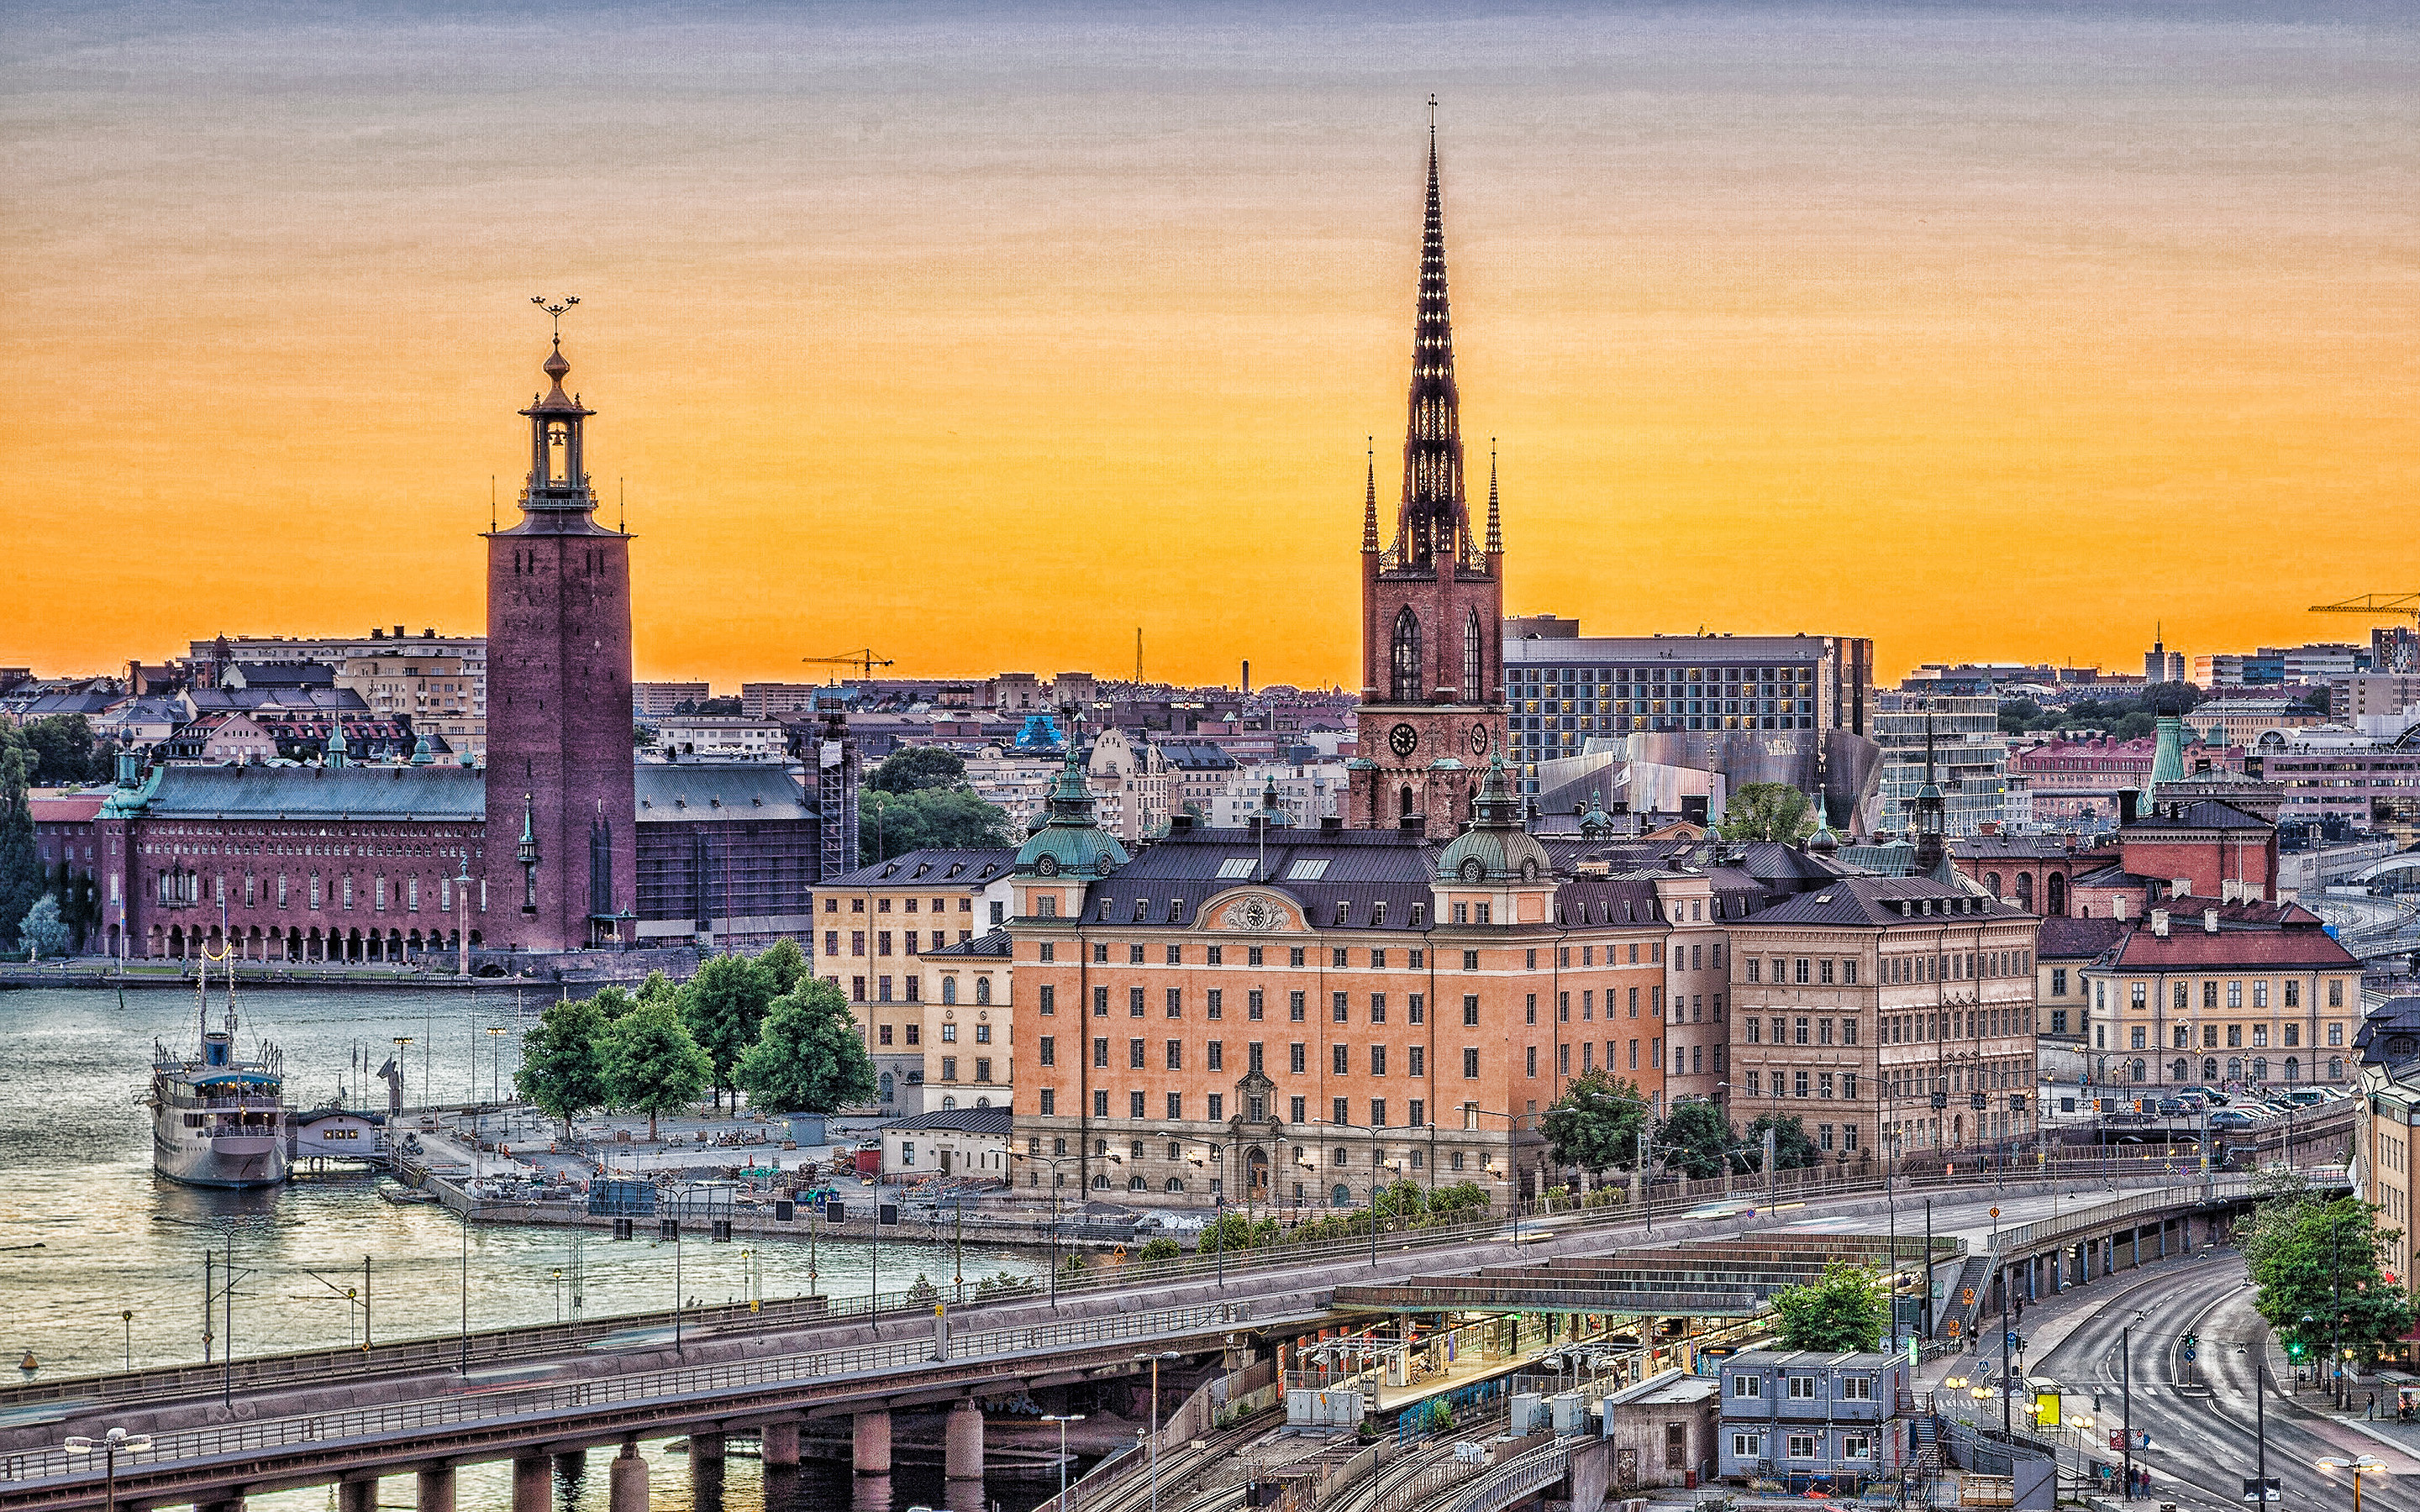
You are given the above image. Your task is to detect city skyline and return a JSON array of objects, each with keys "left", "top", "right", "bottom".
[{"left": 5, "top": 2, "right": 2414, "bottom": 688}]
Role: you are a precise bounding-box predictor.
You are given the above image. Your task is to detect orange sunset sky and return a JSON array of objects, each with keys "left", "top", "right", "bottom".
[{"left": 3, "top": 2, "right": 2414, "bottom": 689}]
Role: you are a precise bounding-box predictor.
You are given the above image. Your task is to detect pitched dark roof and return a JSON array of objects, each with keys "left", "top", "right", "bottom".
[
  {"left": 2035, "top": 915, "right": 2125, "bottom": 961},
  {"left": 879, "top": 1105, "right": 1013, "bottom": 1136},
  {"left": 1086, "top": 826, "right": 1438, "bottom": 932},
  {"left": 2106, "top": 915, "right": 2358, "bottom": 970},
  {"left": 1734, "top": 876, "right": 2029, "bottom": 930},
  {"left": 926, "top": 927, "right": 1013, "bottom": 958},
  {"left": 2124, "top": 799, "right": 2272, "bottom": 832},
  {"left": 125, "top": 764, "right": 484, "bottom": 821},
  {"left": 1158, "top": 743, "right": 1240, "bottom": 772},
  {"left": 825, "top": 848, "right": 1018, "bottom": 889},
  {"left": 634, "top": 764, "right": 810, "bottom": 823},
  {"left": 1954, "top": 835, "right": 2086, "bottom": 860}
]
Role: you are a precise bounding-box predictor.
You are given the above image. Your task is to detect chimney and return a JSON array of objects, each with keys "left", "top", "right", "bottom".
[
  {"left": 1320, "top": 814, "right": 1344, "bottom": 832},
  {"left": 1168, "top": 813, "right": 1193, "bottom": 835},
  {"left": 2203, "top": 908, "right": 2219, "bottom": 934},
  {"left": 1400, "top": 815, "right": 1426, "bottom": 837},
  {"left": 2117, "top": 789, "right": 2139, "bottom": 826},
  {"left": 393, "top": 624, "right": 404, "bottom": 638},
  {"left": 2151, "top": 909, "right": 2170, "bottom": 937},
  {"left": 2221, "top": 879, "right": 2243, "bottom": 903}
]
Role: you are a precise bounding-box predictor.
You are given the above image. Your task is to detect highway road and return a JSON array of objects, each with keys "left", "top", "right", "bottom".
[{"left": 2032, "top": 1254, "right": 2420, "bottom": 1512}]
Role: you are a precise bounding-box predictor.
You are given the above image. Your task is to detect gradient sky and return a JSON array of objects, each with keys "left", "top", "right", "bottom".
[{"left": 4, "top": 2, "right": 2414, "bottom": 687}]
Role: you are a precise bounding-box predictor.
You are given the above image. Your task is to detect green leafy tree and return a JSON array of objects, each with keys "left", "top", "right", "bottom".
[
  {"left": 23, "top": 716, "right": 101, "bottom": 785},
  {"left": 734, "top": 977, "right": 879, "bottom": 1114},
  {"left": 2249, "top": 1196, "right": 2416, "bottom": 1366},
  {"left": 1744, "top": 1113, "right": 1822, "bottom": 1172},
  {"left": 867, "top": 746, "right": 970, "bottom": 794},
  {"left": 19, "top": 894, "right": 71, "bottom": 958},
  {"left": 604, "top": 997, "right": 713, "bottom": 1139},
  {"left": 1657, "top": 1100, "right": 1739, "bottom": 1179},
  {"left": 860, "top": 786, "right": 1011, "bottom": 864},
  {"left": 1773, "top": 1261, "right": 1887, "bottom": 1352},
  {"left": 679, "top": 953, "right": 780, "bottom": 1110},
  {"left": 517, "top": 993, "right": 613, "bottom": 1134},
  {"left": 1541, "top": 1070, "right": 1649, "bottom": 1175},
  {"left": 587, "top": 984, "right": 639, "bottom": 1021},
  {"left": 0, "top": 738, "right": 39, "bottom": 951},
  {"left": 759, "top": 937, "right": 808, "bottom": 995},
  {"left": 1136, "top": 1236, "right": 1182, "bottom": 1266},
  {"left": 636, "top": 969, "right": 677, "bottom": 1005},
  {"left": 1716, "top": 783, "right": 1816, "bottom": 843}
]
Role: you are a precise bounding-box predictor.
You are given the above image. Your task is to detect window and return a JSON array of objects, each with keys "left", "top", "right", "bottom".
[
  {"left": 1334, "top": 1043, "right": 1349, "bottom": 1075},
  {"left": 1840, "top": 1376, "right": 1873, "bottom": 1400},
  {"left": 1841, "top": 1433, "right": 1871, "bottom": 1461},
  {"left": 1129, "top": 1038, "right": 1145, "bottom": 1068},
  {"left": 1129, "top": 1091, "right": 1146, "bottom": 1118},
  {"left": 1466, "top": 1047, "right": 1482, "bottom": 1079},
  {"left": 1786, "top": 1436, "right": 1817, "bottom": 1461},
  {"left": 1167, "top": 1039, "right": 1183, "bottom": 1070},
  {"left": 1464, "top": 995, "right": 1481, "bottom": 1026},
  {"left": 1786, "top": 1375, "right": 1818, "bottom": 1400},
  {"left": 1732, "top": 1433, "right": 1764, "bottom": 1461},
  {"left": 1733, "top": 1375, "right": 1762, "bottom": 1399},
  {"left": 1167, "top": 988, "right": 1182, "bottom": 1018},
  {"left": 1038, "top": 1036, "right": 1055, "bottom": 1067},
  {"left": 1370, "top": 1046, "right": 1386, "bottom": 1076},
  {"left": 1408, "top": 1046, "right": 1424, "bottom": 1077},
  {"left": 1129, "top": 987, "right": 1145, "bottom": 1017},
  {"left": 1291, "top": 1042, "right": 1307, "bottom": 1074}
]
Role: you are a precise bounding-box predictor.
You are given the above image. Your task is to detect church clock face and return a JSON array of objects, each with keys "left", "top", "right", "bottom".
[
  {"left": 1387, "top": 722, "right": 1419, "bottom": 759},
  {"left": 1465, "top": 722, "right": 1491, "bottom": 757}
]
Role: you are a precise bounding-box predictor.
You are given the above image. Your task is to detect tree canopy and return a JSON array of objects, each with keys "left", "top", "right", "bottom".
[
  {"left": 0, "top": 735, "right": 39, "bottom": 951},
  {"left": 603, "top": 998, "right": 713, "bottom": 1138},
  {"left": 1744, "top": 1113, "right": 1823, "bottom": 1172},
  {"left": 2246, "top": 1190, "right": 2416, "bottom": 1366},
  {"left": 1773, "top": 1262, "right": 1887, "bottom": 1352},
  {"left": 1656, "top": 1100, "right": 1739, "bottom": 1179},
  {"left": 1541, "top": 1070, "right": 1649, "bottom": 1174},
  {"left": 734, "top": 977, "right": 878, "bottom": 1114},
  {"left": 759, "top": 937, "right": 809, "bottom": 996},
  {"left": 860, "top": 785, "right": 1011, "bottom": 864},
  {"left": 21, "top": 716, "right": 103, "bottom": 785},
  {"left": 1717, "top": 783, "right": 1817, "bottom": 843},
  {"left": 517, "top": 993, "right": 614, "bottom": 1132},
  {"left": 867, "top": 746, "right": 971, "bottom": 794},
  {"left": 679, "top": 952, "right": 781, "bottom": 1110},
  {"left": 18, "top": 894, "right": 70, "bottom": 958}
]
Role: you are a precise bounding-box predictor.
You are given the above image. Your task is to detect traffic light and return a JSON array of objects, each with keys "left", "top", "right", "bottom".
[
  {"left": 2184, "top": 1331, "right": 2197, "bottom": 1350},
  {"left": 2288, "top": 1340, "right": 2306, "bottom": 1358}
]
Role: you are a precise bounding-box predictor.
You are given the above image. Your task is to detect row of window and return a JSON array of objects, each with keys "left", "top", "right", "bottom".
[
  {"left": 155, "top": 869, "right": 473, "bottom": 913},
  {"left": 2112, "top": 1021, "right": 2344, "bottom": 1050},
  {"left": 1733, "top": 1373, "right": 1876, "bottom": 1400},
  {"left": 1727, "top": 1432, "right": 1873, "bottom": 1463},
  {"left": 875, "top": 1021, "right": 997, "bottom": 1045},
  {"left": 827, "top": 895, "right": 979, "bottom": 914},
  {"left": 1742, "top": 1069, "right": 1860, "bottom": 1105},
  {"left": 848, "top": 974, "right": 995, "bottom": 1005},
  {"left": 826, "top": 929, "right": 981, "bottom": 958},
  {"left": 2106, "top": 978, "right": 2346, "bottom": 1011},
  {"left": 2102, "top": 1054, "right": 2343, "bottom": 1084}
]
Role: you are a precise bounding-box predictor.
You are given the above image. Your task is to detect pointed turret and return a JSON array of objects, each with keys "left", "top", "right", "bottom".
[
  {"left": 1015, "top": 734, "right": 1130, "bottom": 879},
  {"left": 1485, "top": 439, "right": 1502, "bottom": 557},
  {"left": 1912, "top": 711, "right": 1948, "bottom": 876},
  {"left": 2148, "top": 713, "right": 2186, "bottom": 806}
]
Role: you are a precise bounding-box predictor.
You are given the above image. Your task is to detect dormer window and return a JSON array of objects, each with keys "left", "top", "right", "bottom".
[
  {"left": 1097, "top": 899, "right": 1113, "bottom": 921},
  {"left": 1334, "top": 901, "right": 1349, "bottom": 927},
  {"left": 1410, "top": 903, "right": 1426, "bottom": 927},
  {"left": 1371, "top": 902, "right": 1387, "bottom": 927},
  {"left": 1132, "top": 898, "right": 1150, "bottom": 922},
  {"left": 1167, "top": 900, "right": 1185, "bottom": 923}
]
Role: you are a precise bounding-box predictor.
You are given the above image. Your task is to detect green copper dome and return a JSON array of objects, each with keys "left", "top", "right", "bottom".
[
  {"left": 1436, "top": 756, "right": 1551, "bottom": 884},
  {"left": 2148, "top": 714, "right": 2186, "bottom": 803},
  {"left": 1014, "top": 741, "right": 1130, "bottom": 879}
]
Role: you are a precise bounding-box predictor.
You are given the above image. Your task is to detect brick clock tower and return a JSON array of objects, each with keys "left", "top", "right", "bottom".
[
  {"left": 484, "top": 321, "right": 636, "bottom": 951},
  {"left": 1349, "top": 119, "right": 1507, "bottom": 832}
]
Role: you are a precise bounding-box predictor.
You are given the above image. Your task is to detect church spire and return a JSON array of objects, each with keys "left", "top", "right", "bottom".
[
  {"left": 1394, "top": 97, "right": 1468, "bottom": 571},
  {"left": 1361, "top": 436, "right": 1380, "bottom": 553}
]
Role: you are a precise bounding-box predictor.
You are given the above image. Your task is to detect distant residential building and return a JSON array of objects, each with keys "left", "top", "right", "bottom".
[
  {"left": 988, "top": 672, "right": 1046, "bottom": 712},
  {"left": 1503, "top": 627, "right": 1872, "bottom": 795},
  {"left": 2145, "top": 628, "right": 2184, "bottom": 685},
  {"left": 963, "top": 747, "right": 1058, "bottom": 835},
  {"left": 634, "top": 681, "right": 711, "bottom": 718},
  {"left": 1086, "top": 727, "right": 1173, "bottom": 843},
  {"left": 334, "top": 651, "right": 481, "bottom": 759},
  {"left": 1873, "top": 694, "right": 2006, "bottom": 838},
  {"left": 2254, "top": 724, "right": 2420, "bottom": 829},
  {"left": 2008, "top": 733, "right": 2244, "bottom": 829},
  {"left": 2080, "top": 896, "right": 2360, "bottom": 1090},
  {"left": 186, "top": 629, "right": 485, "bottom": 718},
  {"left": 1949, "top": 833, "right": 2111, "bottom": 918},
  {"left": 2334, "top": 675, "right": 2420, "bottom": 723},
  {"left": 739, "top": 681, "right": 823, "bottom": 719},
  {"left": 156, "top": 711, "right": 280, "bottom": 765},
  {"left": 652, "top": 714, "right": 786, "bottom": 762},
  {"left": 2069, "top": 799, "right": 2281, "bottom": 920},
  {"left": 1212, "top": 759, "right": 1349, "bottom": 827},
  {"left": 2191, "top": 697, "right": 2323, "bottom": 746},
  {"left": 1158, "top": 741, "right": 1240, "bottom": 816}
]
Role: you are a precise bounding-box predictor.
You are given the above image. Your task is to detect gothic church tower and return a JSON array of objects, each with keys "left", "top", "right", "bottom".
[{"left": 1349, "top": 116, "right": 1507, "bottom": 831}]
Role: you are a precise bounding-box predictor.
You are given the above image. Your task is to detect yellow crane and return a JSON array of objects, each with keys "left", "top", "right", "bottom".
[
  {"left": 2309, "top": 594, "right": 2419, "bottom": 672},
  {"left": 802, "top": 648, "right": 895, "bottom": 680}
]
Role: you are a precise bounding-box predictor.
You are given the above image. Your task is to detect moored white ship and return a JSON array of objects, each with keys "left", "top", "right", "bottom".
[{"left": 150, "top": 953, "right": 288, "bottom": 1189}]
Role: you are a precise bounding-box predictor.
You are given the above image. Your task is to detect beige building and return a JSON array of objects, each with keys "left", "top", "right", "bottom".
[
  {"left": 335, "top": 652, "right": 482, "bottom": 759},
  {"left": 1732, "top": 877, "right": 2042, "bottom": 1161},
  {"left": 813, "top": 847, "right": 1019, "bottom": 1117},
  {"left": 2358, "top": 1050, "right": 2420, "bottom": 1325},
  {"left": 2079, "top": 898, "right": 2362, "bottom": 1091},
  {"left": 1087, "top": 727, "right": 1173, "bottom": 843}
]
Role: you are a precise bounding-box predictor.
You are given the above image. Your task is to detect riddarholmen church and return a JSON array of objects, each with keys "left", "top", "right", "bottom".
[{"left": 89, "top": 334, "right": 843, "bottom": 966}]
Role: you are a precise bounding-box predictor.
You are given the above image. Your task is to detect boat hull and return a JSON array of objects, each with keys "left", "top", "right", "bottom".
[{"left": 153, "top": 1121, "right": 289, "bottom": 1189}]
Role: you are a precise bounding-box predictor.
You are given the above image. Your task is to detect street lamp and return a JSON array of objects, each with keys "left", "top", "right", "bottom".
[
  {"left": 1308, "top": 1118, "right": 1387, "bottom": 1266},
  {"left": 486, "top": 1024, "right": 508, "bottom": 1105},
  {"left": 1041, "top": 1413, "right": 1086, "bottom": 1509},
  {"left": 1171, "top": 1136, "right": 1230, "bottom": 1289},
  {"left": 118, "top": 1310, "right": 133, "bottom": 1373},
  {"left": 1017, "top": 1150, "right": 1117, "bottom": 1309},
  {"left": 2318, "top": 1454, "right": 2389, "bottom": 1512},
  {"left": 63, "top": 1427, "right": 151, "bottom": 1512},
  {"left": 1135, "top": 1350, "right": 1183, "bottom": 1512}
]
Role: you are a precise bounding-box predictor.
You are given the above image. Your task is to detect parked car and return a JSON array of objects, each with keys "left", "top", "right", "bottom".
[
  {"left": 2208, "top": 1110, "right": 2259, "bottom": 1130},
  {"left": 2154, "top": 1098, "right": 2188, "bottom": 1117}
]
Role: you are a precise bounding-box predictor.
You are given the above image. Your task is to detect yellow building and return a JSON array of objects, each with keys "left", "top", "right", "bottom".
[{"left": 2079, "top": 898, "right": 2361, "bottom": 1092}]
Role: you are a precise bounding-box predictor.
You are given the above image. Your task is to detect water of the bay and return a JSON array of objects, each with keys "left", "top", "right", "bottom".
[{"left": 0, "top": 984, "right": 1053, "bottom": 1511}]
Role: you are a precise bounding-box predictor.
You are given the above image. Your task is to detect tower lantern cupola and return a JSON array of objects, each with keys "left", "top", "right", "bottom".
[{"left": 521, "top": 339, "right": 597, "bottom": 516}]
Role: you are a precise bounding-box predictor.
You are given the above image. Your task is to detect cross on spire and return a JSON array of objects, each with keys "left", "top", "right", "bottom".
[{"left": 530, "top": 294, "right": 581, "bottom": 348}]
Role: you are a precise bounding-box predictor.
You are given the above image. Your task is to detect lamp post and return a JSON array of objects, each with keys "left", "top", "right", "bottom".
[
  {"left": 1018, "top": 1150, "right": 1113, "bottom": 1309},
  {"left": 63, "top": 1427, "right": 151, "bottom": 1512},
  {"left": 149, "top": 1215, "right": 236, "bottom": 1405},
  {"left": 486, "top": 1024, "right": 508, "bottom": 1105},
  {"left": 1042, "top": 1413, "right": 1086, "bottom": 1510},
  {"left": 119, "top": 1310, "right": 133, "bottom": 1373},
  {"left": 1135, "top": 1350, "right": 1183, "bottom": 1512},
  {"left": 2318, "top": 1454, "right": 2389, "bottom": 1512},
  {"left": 1309, "top": 1118, "right": 1386, "bottom": 1265},
  {"left": 1171, "top": 1134, "right": 1230, "bottom": 1289},
  {"left": 1456, "top": 1106, "right": 1538, "bottom": 1245}
]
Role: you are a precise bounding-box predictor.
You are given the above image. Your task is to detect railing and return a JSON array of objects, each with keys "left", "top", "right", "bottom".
[
  {"left": 2, "top": 1302, "right": 1250, "bottom": 1488},
  {"left": 1451, "top": 1439, "right": 1571, "bottom": 1512}
]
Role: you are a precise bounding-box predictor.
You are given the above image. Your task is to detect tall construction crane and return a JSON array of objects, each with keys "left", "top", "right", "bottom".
[
  {"left": 2309, "top": 595, "right": 2420, "bottom": 672},
  {"left": 802, "top": 648, "right": 895, "bottom": 680}
]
